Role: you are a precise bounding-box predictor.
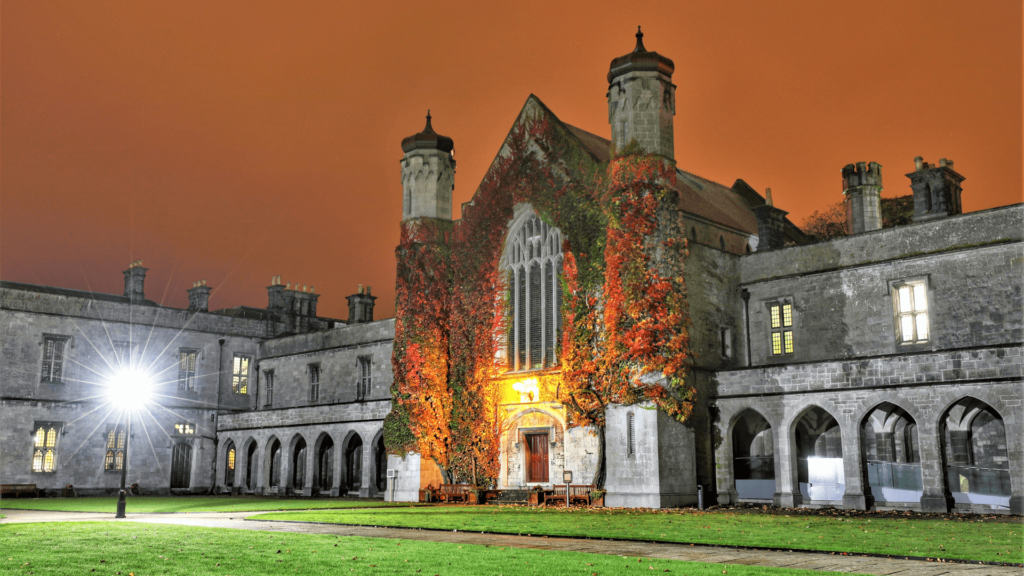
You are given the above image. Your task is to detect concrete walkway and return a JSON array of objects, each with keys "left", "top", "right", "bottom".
[{"left": 1, "top": 508, "right": 1017, "bottom": 576}]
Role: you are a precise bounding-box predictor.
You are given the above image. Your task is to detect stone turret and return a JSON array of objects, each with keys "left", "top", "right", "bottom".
[
  {"left": 123, "top": 260, "right": 147, "bottom": 303},
  {"left": 187, "top": 279, "right": 211, "bottom": 312},
  {"left": 907, "top": 157, "right": 965, "bottom": 222},
  {"left": 607, "top": 27, "right": 676, "bottom": 160},
  {"left": 400, "top": 112, "right": 455, "bottom": 221},
  {"left": 751, "top": 188, "right": 788, "bottom": 250},
  {"left": 346, "top": 285, "right": 377, "bottom": 324},
  {"left": 842, "top": 162, "right": 883, "bottom": 234}
]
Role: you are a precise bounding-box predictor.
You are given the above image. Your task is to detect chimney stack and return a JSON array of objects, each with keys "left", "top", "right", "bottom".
[
  {"left": 347, "top": 285, "right": 377, "bottom": 324},
  {"left": 187, "top": 279, "right": 211, "bottom": 312},
  {"left": 841, "top": 162, "right": 883, "bottom": 234},
  {"left": 123, "top": 260, "right": 148, "bottom": 303},
  {"left": 907, "top": 156, "right": 965, "bottom": 222}
]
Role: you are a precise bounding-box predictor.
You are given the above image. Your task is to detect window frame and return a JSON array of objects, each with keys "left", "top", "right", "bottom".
[
  {"left": 263, "top": 369, "right": 275, "bottom": 407},
  {"left": 231, "top": 354, "right": 252, "bottom": 394},
  {"left": 173, "top": 422, "right": 196, "bottom": 436},
  {"left": 889, "top": 277, "right": 931, "bottom": 346},
  {"left": 765, "top": 299, "right": 796, "bottom": 358},
  {"left": 308, "top": 363, "right": 321, "bottom": 403},
  {"left": 104, "top": 424, "right": 127, "bottom": 472},
  {"left": 177, "top": 348, "right": 200, "bottom": 391},
  {"left": 31, "top": 421, "right": 62, "bottom": 473},
  {"left": 357, "top": 356, "right": 372, "bottom": 400},
  {"left": 40, "top": 334, "right": 71, "bottom": 384}
]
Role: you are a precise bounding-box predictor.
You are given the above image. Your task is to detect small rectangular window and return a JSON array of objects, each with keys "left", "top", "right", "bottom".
[
  {"left": 174, "top": 422, "right": 195, "bottom": 435},
  {"left": 357, "top": 356, "right": 372, "bottom": 400},
  {"left": 768, "top": 302, "right": 795, "bottom": 356},
  {"left": 264, "top": 370, "right": 274, "bottom": 407},
  {"left": 720, "top": 328, "right": 733, "bottom": 358},
  {"left": 41, "top": 335, "right": 70, "bottom": 383},
  {"left": 178, "top": 349, "right": 199, "bottom": 390},
  {"left": 893, "top": 280, "right": 929, "bottom": 343},
  {"left": 112, "top": 340, "right": 133, "bottom": 368},
  {"left": 31, "top": 422, "right": 62, "bottom": 473},
  {"left": 309, "top": 364, "right": 320, "bottom": 402},
  {"left": 231, "top": 355, "right": 251, "bottom": 394},
  {"left": 627, "top": 412, "right": 636, "bottom": 456},
  {"left": 104, "top": 425, "right": 126, "bottom": 471}
]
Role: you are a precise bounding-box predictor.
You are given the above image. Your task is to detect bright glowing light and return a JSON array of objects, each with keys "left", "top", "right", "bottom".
[
  {"left": 512, "top": 378, "right": 540, "bottom": 403},
  {"left": 107, "top": 368, "right": 154, "bottom": 410}
]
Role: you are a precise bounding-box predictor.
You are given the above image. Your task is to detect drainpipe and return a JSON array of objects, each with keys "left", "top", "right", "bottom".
[
  {"left": 740, "top": 289, "right": 751, "bottom": 366},
  {"left": 208, "top": 338, "right": 226, "bottom": 494}
]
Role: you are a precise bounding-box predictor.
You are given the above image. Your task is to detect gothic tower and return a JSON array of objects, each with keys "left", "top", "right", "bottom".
[
  {"left": 607, "top": 27, "right": 676, "bottom": 160},
  {"left": 842, "top": 162, "right": 883, "bottom": 234},
  {"left": 400, "top": 112, "right": 455, "bottom": 221}
]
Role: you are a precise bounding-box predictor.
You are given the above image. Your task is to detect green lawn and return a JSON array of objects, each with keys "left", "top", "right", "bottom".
[
  {"left": 2, "top": 522, "right": 860, "bottom": 576},
  {"left": 0, "top": 496, "right": 420, "bottom": 513},
  {"left": 255, "top": 506, "right": 1023, "bottom": 564}
]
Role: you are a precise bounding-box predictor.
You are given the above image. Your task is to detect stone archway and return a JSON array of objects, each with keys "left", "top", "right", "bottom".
[
  {"left": 793, "top": 406, "right": 844, "bottom": 502},
  {"left": 501, "top": 407, "right": 565, "bottom": 488},
  {"left": 731, "top": 409, "right": 775, "bottom": 500},
  {"left": 941, "top": 397, "right": 1011, "bottom": 510},
  {"left": 861, "top": 402, "right": 922, "bottom": 505}
]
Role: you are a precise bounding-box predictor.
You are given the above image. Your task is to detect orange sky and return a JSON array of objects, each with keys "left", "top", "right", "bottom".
[{"left": 2, "top": 1, "right": 1021, "bottom": 319}]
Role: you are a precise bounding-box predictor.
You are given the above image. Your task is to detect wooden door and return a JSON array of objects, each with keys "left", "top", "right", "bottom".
[
  {"left": 526, "top": 433, "right": 549, "bottom": 482},
  {"left": 170, "top": 443, "right": 192, "bottom": 488}
]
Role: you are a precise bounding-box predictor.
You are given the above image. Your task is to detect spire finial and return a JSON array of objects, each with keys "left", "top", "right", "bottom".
[
  {"left": 765, "top": 187, "right": 774, "bottom": 207},
  {"left": 424, "top": 110, "right": 434, "bottom": 133},
  {"left": 634, "top": 25, "right": 646, "bottom": 53}
]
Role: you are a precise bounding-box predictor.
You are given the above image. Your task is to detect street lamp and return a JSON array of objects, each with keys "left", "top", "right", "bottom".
[{"left": 106, "top": 368, "right": 153, "bottom": 518}]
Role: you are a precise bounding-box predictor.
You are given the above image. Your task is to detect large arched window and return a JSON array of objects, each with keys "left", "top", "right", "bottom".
[{"left": 505, "top": 211, "right": 563, "bottom": 371}]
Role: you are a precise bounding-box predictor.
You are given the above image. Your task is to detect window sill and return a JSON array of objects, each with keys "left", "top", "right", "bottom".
[
  {"left": 40, "top": 380, "right": 66, "bottom": 385},
  {"left": 31, "top": 470, "right": 57, "bottom": 474},
  {"left": 104, "top": 469, "right": 124, "bottom": 474}
]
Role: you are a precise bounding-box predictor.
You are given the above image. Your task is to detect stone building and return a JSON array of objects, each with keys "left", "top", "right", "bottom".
[{"left": 1, "top": 30, "right": 1020, "bottom": 513}]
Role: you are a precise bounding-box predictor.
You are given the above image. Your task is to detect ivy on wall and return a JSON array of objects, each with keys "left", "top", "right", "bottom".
[{"left": 386, "top": 107, "right": 693, "bottom": 488}]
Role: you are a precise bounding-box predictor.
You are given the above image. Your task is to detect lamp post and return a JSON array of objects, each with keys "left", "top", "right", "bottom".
[
  {"left": 107, "top": 368, "right": 152, "bottom": 519},
  {"left": 116, "top": 413, "right": 132, "bottom": 518}
]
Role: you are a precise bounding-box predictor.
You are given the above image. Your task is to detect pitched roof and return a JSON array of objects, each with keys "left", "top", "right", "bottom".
[{"left": 0, "top": 280, "right": 159, "bottom": 306}]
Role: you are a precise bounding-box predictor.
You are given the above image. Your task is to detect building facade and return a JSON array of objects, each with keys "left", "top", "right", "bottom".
[{"left": 1, "top": 32, "right": 1020, "bottom": 513}]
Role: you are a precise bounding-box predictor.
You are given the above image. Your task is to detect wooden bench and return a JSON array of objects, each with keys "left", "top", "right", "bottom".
[
  {"left": 437, "top": 483, "right": 473, "bottom": 503},
  {"left": 544, "top": 484, "right": 595, "bottom": 506},
  {"left": 1, "top": 484, "right": 39, "bottom": 498}
]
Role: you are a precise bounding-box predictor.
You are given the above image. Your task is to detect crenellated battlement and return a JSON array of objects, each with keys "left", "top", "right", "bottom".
[{"left": 841, "top": 161, "right": 883, "bottom": 190}]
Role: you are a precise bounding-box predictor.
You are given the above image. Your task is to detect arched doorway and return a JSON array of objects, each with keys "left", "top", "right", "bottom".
[
  {"left": 317, "top": 436, "right": 334, "bottom": 492},
  {"left": 375, "top": 436, "right": 387, "bottom": 492},
  {"left": 794, "top": 406, "right": 844, "bottom": 502},
  {"left": 245, "top": 441, "right": 258, "bottom": 490},
  {"left": 170, "top": 443, "right": 192, "bottom": 489},
  {"left": 942, "top": 398, "right": 1011, "bottom": 509},
  {"left": 292, "top": 438, "right": 307, "bottom": 491},
  {"left": 732, "top": 410, "right": 775, "bottom": 500},
  {"left": 268, "top": 439, "right": 282, "bottom": 488},
  {"left": 861, "top": 403, "right": 921, "bottom": 504},
  {"left": 225, "top": 441, "right": 236, "bottom": 487},
  {"left": 345, "top": 434, "right": 363, "bottom": 493}
]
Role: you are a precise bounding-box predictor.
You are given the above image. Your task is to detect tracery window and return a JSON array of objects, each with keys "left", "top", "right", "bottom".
[
  {"left": 31, "top": 423, "right": 61, "bottom": 472},
  {"left": 357, "top": 356, "right": 372, "bottom": 400},
  {"left": 231, "top": 355, "right": 251, "bottom": 394},
  {"left": 504, "top": 213, "right": 563, "bottom": 371}
]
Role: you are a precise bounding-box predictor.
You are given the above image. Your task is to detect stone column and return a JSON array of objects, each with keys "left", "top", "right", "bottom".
[
  {"left": 280, "top": 447, "right": 292, "bottom": 497},
  {"left": 775, "top": 420, "right": 801, "bottom": 508},
  {"left": 917, "top": 421, "right": 952, "bottom": 513},
  {"left": 714, "top": 420, "right": 736, "bottom": 505},
  {"left": 359, "top": 441, "right": 374, "bottom": 498},
  {"left": 303, "top": 444, "right": 316, "bottom": 497},
  {"left": 332, "top": 443, "right": 344, "bottom": 497},
  {"left": 840, "top": 423, "right": 872, "bottom": 511}
]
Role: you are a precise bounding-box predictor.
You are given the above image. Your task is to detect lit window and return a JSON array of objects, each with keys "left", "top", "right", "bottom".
[
  {"left": 105, "top": 424, "right": 125, "bottom": 471},
  {"left": 41, "top": 335, "right": 70, "bottom": 383},
  {"left": 769, "top": 303, "right": 794, "bottom": 356},
  {"left": 309, "top": 364, "right": 321, "bottom": 402},
  {"left": 31, "top": 422, "right": 61, "bottom": 472},
  {"left": 231, "top": 355, "right": 251, "bottom": 394},
  {"left": 174, "top": 422, "right": 195, "bottom": 435},
  {"left": 227, "top": 448, "right": 236, "bottom": 470},
  {"left": 178, "top": 349, "right": 199, "bottom": 390},
  {"left": 357, "top": 357, "right": 372, "bottom": 400},
  {"left": 893, "top": 281, "right": 929, "bottom": 343}
]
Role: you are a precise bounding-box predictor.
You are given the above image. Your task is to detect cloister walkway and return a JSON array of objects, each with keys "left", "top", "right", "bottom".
[{"left": 1, "top": 508, "right": 1017, "bottom": 576}]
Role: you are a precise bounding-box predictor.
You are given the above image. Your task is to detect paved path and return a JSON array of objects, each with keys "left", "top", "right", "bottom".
[{"left": 1, "top": 508, "right": 1017, "bottom": 575}]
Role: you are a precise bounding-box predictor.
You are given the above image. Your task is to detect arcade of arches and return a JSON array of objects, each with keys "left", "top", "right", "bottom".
[
  {"left": 718, "top": 396, "right": 1014, "bottom": 512},
  {"left": 217, "top": 429, "right": 388, "bottom": 497}
]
